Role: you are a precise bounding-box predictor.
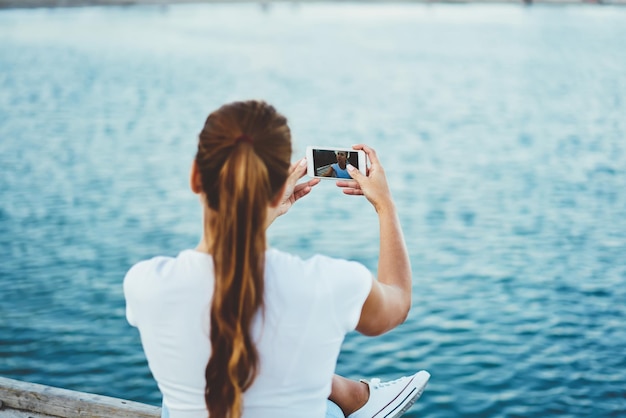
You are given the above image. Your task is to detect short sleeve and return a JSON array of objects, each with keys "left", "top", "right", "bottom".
[
  {"left": 123, "top": 259, "right": 160, "bottom": 328},
  {"left": 123, "top": 262, "right": 145, "bottom": 327},
  {"left": 311, "top": 255, "right": 373, "bottom": 333},
  {"left": 126, "top": 304, "right": 137, "bottom": 327}
]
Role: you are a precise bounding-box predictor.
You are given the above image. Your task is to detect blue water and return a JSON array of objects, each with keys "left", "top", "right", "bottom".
[{"left": 1, "top": 3, "right": 625, "bottom": 417}]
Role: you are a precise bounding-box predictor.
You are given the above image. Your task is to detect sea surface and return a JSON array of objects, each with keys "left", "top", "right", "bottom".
[{"left": 1, "top": 3, "right": 625, "bottom": 417}]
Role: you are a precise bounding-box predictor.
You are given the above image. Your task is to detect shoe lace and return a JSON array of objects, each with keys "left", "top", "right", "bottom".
[{"left": 368, "top": 376, "right": 406, "bottom": 389}]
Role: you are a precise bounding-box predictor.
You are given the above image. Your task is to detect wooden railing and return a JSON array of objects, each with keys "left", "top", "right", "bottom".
[{"left": 0, "top": 376, "right": 160, "bottom": 418}]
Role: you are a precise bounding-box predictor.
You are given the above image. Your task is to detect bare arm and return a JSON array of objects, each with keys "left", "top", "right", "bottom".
[
  {"left": 337, "top": 145, "right": 412, "bottom": 336},
  {"left": 323, "top": 166, "right": 335, "bottom": 177}
]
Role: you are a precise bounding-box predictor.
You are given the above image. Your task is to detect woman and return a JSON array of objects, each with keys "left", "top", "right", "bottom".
[
  {"left": 124, "top": 101, "right": 429, "bottom": 418},
  {"left": 322, "top": 150, "right": 351, "bottom": 179}
]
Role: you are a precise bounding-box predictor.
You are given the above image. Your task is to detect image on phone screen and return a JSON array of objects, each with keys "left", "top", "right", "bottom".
[{"left": 312, "top": 149, "right": 359, "bottom": 179}]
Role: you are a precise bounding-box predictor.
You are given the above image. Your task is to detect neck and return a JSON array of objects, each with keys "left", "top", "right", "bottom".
[
  {"left": 196, "top": 205, "right": 214, "bottom": 254},
  {"left": 196, "top": 237, "right": 211, "bottom": 253}
]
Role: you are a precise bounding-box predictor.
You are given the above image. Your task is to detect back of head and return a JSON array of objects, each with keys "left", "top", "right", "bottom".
[{"left": 196, "top": 100, "right": 291, "bottom": 418}]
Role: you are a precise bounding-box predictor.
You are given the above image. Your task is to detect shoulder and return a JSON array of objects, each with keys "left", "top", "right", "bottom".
[
  {"left": 264, "top": 249, "right": 373, "bottom": 332},
  {"left": 124, "top": 256, "right": 174, "bottom": 291},
  {"left": 123, "top": 252, "right": 198, "bottom": 306},
  {"left": 123, "top": 255, "right": 176, "bottom": 327},
  {"left": 266, "top": 248, "right": 371, "bottom": 283},
  {"left": 265, "top": 248, "right": 305, "bottom": 275},
  {"left": 123, "top": 251, "right": 213, "bottom": 327},
  {"left": 266, "top": 247, "right": 329, "bottom": 268}
]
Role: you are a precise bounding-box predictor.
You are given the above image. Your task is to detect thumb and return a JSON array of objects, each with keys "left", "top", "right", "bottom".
[
  {"left": 347, "top": 164, "right": 365, "bottom": 182},
  {"left": 287, "top": 158, "right": 307, "bottom": 186}
]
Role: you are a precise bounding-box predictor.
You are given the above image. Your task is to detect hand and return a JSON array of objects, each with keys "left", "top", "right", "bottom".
[
  {"left": 266, "top": 158, "right": 320, "bottom": 227},
  {"left": 335, "top": 144, "right": 394, "bottom": 213}
]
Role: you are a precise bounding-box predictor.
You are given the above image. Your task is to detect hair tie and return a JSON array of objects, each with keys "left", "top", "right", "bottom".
[{"left": 235, "top": 135, "right": 253, "bottom": 144}]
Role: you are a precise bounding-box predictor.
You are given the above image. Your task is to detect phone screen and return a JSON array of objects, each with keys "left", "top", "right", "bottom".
[{"left": 311, "top": 148, "right": 360, "bottom": 179}]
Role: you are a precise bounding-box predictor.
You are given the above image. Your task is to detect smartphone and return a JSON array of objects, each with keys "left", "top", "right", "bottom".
[{"left": 306, "top": 146, "right": 367, "bottom": 179}]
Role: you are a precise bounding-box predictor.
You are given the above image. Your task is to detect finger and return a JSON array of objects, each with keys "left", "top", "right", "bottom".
[
  {"left": 293, "top": 157, "right": 307, "bottom": 175},
  {"left": 287, "top": 157, "right": 304, "bottom": 177},
  {"left": 346, "top": 164, "right": 365, "bottom": 181},
  {"left": 293, "top": 185, "right": 312, "bottom": 201},
  {"left": 292, "top": 182, "right": 310, "bottom": 196},
  {"left": 295, "top": 178, "right": 320, "bottom": 192},
  {"left": 352, "top": 144, "right": 379, "bottom": 167},
  {"left": 342, "top": 188, "right": 364, "bottom": 196},
  {"left": 292, "top": 157, "right": 308, "bottom": 180},
  {"left": 335, "top": 180, "right": 360, "bottom": 189},
  {"left": 307, "top": 178, "right": 321, "bottom": 187},
  {"left": 286, "top": 158, "right": 307, "bottom": 190},
  {"left": 292, "top": 178, "right": 319, "bottom": 202}
]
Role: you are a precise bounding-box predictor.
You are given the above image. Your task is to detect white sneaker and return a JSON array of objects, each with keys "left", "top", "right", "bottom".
[{"left": 347, "top": 370, "right": 430, "bottom": 418}]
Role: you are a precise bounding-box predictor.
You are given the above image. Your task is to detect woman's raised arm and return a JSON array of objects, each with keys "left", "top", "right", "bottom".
[{"left": 336, "top": 144, "right": 412, "bottom": 336}]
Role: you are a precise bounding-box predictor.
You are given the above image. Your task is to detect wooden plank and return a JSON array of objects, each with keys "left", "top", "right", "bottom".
[
  {"left": 0, "top": 405, "right": 58, "bottom": 418},
  {"left": 0, "top": 377, "right": 160, "bottom": 418}
]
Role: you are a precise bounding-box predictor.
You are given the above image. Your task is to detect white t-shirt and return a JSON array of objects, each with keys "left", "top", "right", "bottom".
[{"left": 124, "top": 248, "right": 372, "bottom": 418}]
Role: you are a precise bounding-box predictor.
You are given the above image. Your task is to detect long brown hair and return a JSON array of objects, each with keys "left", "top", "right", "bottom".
[{"left": 196, "top": 101, "right": 292, "bottom": 418}]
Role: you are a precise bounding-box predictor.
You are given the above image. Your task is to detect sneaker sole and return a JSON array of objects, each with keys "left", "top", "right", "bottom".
[{"left": 373, "top": 371, "right": 430, "bottom": 418}]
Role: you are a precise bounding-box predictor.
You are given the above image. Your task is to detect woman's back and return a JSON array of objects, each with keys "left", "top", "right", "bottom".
[
  {"left": 124, "top": 100, "right": 415, "bottom": 418},
  {"left": 124, "top": 248, "right": 372, "bottom": 418}
]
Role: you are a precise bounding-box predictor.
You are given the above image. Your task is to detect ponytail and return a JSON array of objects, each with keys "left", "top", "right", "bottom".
[
  {"left": 196, "top": 101, "right": 291, "bottom": 418},
  {"left": 205, "top": 144, "right": 268, "bottom": 418}
]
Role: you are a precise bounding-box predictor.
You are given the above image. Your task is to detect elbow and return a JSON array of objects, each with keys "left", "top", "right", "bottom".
[
  {"left": 356, "top": 281, "right": 412, "bottom": 337},
  {"left": 389, "top": 292, "right": 412, "bottom": 331},
  {"left": 364, "top": 306, "right": 411, "bottom": 337},
  {"left": 393, "top": 286, "right": 412, "bottom": 328},
  {"left": 391, "top": 301, "right": 411, "bottom": 331},
  {"left": 381, "top": 289, "right": 413, "bottom": 334},
  {"left": 361, "top": 322, "right": 394, "bottom": 337},
  {"left": 398, "top": 304, "right": 410, "bottom": 326}
]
